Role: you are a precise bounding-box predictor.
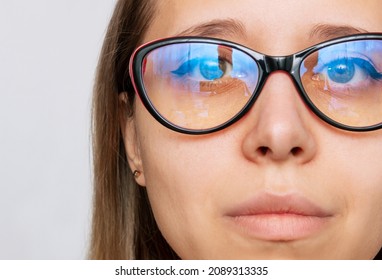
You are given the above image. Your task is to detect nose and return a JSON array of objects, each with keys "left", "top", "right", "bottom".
[{"left": 241, "top": 71, "right": 317, "bottom": 164}]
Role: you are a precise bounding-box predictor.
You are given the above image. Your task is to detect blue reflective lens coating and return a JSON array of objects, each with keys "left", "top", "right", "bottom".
[
  {"left": 141, "top": 42, "right": 260, "bottom": 130},
  {"left": 300, "top": 39, "right": 382, "bottom": 127}
]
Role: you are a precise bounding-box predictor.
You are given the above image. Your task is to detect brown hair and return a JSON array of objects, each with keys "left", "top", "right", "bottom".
[{"left": 89, "top": 0, "right": 179, "bottom": 259}]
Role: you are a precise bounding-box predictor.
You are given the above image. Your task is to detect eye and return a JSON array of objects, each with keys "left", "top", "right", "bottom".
[
  {"left": 171, "top": 56, "right": 232, "bottom": 81},
  {"left": 322, "top": 57, "right": 382, "bottom": 85},
  {"left": 326, "top": 58, "right": 355, "bottom": 83}
]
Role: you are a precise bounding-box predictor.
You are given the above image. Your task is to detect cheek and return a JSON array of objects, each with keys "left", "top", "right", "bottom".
[
  {"left": 135, "top": 104, "right": 239, "bottom": 257},
  {"left": 142, "top": 132, "right": 225, "bottom": 233},
  {"left": 139, "top": 133, "right": 229, "bottom": 257},
  {"left": 327, "top": 135, "right": 382, "bottom": 257}
]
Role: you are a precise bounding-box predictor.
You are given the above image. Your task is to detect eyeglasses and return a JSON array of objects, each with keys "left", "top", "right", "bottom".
[{"left": 129, "top": 34, "right": 382, "bottom": 134}]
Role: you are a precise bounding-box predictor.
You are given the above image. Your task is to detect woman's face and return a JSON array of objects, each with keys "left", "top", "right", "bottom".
[{"left": 123, "top": 0, "right": 382, "bottom": 259}]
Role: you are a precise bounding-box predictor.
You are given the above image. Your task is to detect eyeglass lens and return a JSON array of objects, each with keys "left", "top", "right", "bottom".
[
  {"left": 301, "top": 40, "right": 382, "bottom": 127},
  {"left": 140, "top": 39, "right": 382, "bottom": 130}
]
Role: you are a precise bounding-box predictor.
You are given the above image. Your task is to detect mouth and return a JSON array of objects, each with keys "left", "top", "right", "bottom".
[{"left": 225, "top": 192, "right": 334, "bottom": 241}]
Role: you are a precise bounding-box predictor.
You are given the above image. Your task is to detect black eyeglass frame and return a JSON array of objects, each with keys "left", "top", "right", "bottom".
[{"left": 128, "top": 33, "right": 382, "bottom": 135}]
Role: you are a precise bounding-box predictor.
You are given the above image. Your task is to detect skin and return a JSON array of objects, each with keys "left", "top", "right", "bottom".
[{"left": 122, "top": 0, "right": 382, "bottom": 259}]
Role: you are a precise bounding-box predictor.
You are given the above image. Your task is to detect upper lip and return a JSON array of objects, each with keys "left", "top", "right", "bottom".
[{"left": 226, "top": 192, "right": 333, "bottom": 218}]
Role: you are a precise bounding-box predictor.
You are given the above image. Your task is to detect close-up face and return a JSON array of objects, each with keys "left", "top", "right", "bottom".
[{"left": 122, "top": 0, "right": 382, "bottom": 259}]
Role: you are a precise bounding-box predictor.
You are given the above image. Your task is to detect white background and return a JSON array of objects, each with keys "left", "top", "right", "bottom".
[{"left": 0, "top": 0, "right": 116, "bottom": 259}]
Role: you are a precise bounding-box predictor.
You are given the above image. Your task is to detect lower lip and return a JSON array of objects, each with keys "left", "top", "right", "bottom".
[{"left": 227, "top": 213, "right": 331, "bottom": 241}]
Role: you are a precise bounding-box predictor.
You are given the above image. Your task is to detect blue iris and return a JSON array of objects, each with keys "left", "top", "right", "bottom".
[
  {"left": 199, "top": 59, "right": 224, "bottom": 80},
  {"left": 327, "top": 58, "right": 355, "bottom": 83}
]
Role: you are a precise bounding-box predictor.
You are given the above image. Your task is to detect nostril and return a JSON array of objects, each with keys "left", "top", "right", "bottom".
[
  {"left": 254, "top": 145, "right": 305, "bottom": 159},
  {"left": 259, "top": 146, "right": 268, "bottom": 155},
  {"left": 257, "top": 146, "right": 302, "bottom": 157},
  {"left": 291, "top": 147, "right": 302, "bottom": 156}
]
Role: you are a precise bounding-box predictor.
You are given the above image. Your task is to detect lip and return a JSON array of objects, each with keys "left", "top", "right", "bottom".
[{"left": 225, "top": 192, "right": 334, "bottom": 241}]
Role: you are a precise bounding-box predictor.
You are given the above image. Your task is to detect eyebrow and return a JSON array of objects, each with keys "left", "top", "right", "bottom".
[
  {"left": 174, "top": 19, "right": 368, "bottom": 42},
  {"left": 309, "top": 24, "right": 369, "bottom": 40},
  {"left": 175, "top": 18, "right": 247, "bottom": 38}
]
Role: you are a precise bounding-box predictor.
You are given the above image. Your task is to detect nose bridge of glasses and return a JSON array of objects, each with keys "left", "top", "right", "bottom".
[{"left": 264, "top": 55, "right": 294, "bottom": 74}]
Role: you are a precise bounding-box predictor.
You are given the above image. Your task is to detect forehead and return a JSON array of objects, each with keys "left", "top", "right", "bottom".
[{"left": 144, "top": 0, "right": 382, "bottom": 52}]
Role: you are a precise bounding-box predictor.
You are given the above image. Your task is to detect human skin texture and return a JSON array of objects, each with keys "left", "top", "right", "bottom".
[{"left": 122, "top": 0, "right": 382, "bottom": 259}]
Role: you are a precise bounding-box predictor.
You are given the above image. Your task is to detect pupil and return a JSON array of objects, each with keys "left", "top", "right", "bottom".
[
  {"left": 327, "top": 60, "right": 355, "bottom": 83},
  {"left": 200, "top": 59, "right": 226, "bottom": 80}
]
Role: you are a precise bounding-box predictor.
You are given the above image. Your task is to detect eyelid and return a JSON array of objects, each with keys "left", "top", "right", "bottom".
[
  {"left": 315, "top": 51, "right": 376, "bottom": 70},
  {"left": 216, "top": 46, "right": 234, "bottom": 64}
]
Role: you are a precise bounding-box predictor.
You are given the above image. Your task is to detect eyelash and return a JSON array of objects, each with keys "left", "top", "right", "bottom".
[
  {"left": 315, "top": 57, "right": 382, "bottom": 84},
  {"left": 171, "top": 56, "right": 232, "bottom": 80}
]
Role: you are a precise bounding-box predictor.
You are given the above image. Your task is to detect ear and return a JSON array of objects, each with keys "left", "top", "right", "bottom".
[{"left": 119, "top": 93, "right": 146, "bottom": 187}]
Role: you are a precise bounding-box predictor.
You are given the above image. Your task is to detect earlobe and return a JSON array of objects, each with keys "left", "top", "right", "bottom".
[{"left": 119, "top": 93, "right": 146, "bottom": 187}]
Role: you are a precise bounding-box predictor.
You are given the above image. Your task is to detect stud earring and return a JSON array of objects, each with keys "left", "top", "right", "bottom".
[{"left": 133, "top": 170, "right": 142, "bottom": 178}]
